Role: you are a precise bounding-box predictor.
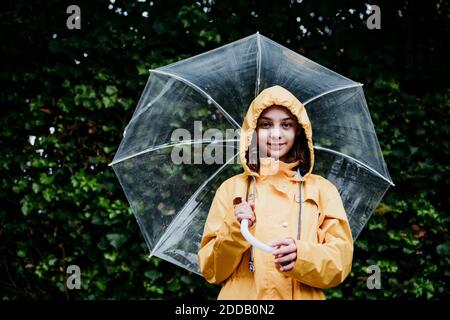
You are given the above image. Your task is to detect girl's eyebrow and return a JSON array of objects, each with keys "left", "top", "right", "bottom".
[{"left": 258, "top": 116, "right": 295, "bottom": 121}]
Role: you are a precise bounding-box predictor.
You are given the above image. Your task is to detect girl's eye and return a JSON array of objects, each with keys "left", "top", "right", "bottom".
[
  {"left": 259, "top": 122, "right": 271, "bottom": 128},
  {"left": 282, "top": 123, "right": 292, "bottom": 128}
]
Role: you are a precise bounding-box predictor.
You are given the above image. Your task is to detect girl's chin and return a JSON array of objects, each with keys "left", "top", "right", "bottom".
[{"left": 266, "top": 151, "right": 286, "bottom": 160}]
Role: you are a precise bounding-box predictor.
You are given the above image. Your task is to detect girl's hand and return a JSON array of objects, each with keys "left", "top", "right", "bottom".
[
  {"left": 233, "top": 199, "right": 256, "bottom": 227},
  {"left": 270, "top": 238, "right": 297, "bottom": 272}
]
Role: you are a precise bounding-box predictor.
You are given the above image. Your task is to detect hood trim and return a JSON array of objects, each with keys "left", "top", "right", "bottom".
[{"left": 239, "top": 85, "right": 315, "bottom": 179}]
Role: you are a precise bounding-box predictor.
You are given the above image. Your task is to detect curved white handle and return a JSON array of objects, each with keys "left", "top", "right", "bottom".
[{"left": 240, "top": 219, "right": 275, "bottom": 253}]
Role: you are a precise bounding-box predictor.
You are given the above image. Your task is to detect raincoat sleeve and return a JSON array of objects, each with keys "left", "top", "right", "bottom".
[
  {"left": 198, "top": 181, "right": 255, "bottom": 285},
  {"left": 284, "top": 182, "right": 354, "bottom": 289}
]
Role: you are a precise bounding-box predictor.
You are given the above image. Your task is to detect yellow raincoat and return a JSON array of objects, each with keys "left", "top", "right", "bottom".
[{"left": 198, "top": 85, "right": 353, "bottom": 299}]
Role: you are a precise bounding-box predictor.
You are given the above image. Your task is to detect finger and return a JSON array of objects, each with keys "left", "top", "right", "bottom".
[
  {"left": 238, "top": 218, "right": 254, "bottom": 227},
  {"left": 269, "top": 239, "right": 287, "bottom": 247},
  {"left": 236, "top": 201, "right": 251, "bottom": 209},
  {"left": 236, "top": 214, "right": 254, "bottom": 224},
  {"left": 242, "top": 202, "right": 254, "bottom": 212},
  {"left": 273, "top": 246, "right": 296, "bottom": 257},
  {"left": 279, "top": 261, "right": 296, "bottom": 272},
  {"left": 235, "top": 206, "right": 253, "bottom": 216},
  {"left": 239, "top": 202, "right": 249, "bottom": 208},
  {"left": 270, "top": 238, "right": 294, "bottom": 249},
  {"left": 274, "top": 252, "right": 297, "bottom": 264},
  {"left": 234, "top": 210, "right": 253, "bottom": 217},
  {"left": 237, "top": 210, "right": 255, "bottom": 220},
  {"left": 237, "top": 212, "right": 253, "bottom": 219},
  {"left": 277, "top": 238, "right": 295, "bottom": 246},
  {"left": 273, "top": 244, "right": 296, "bottom": 256}
]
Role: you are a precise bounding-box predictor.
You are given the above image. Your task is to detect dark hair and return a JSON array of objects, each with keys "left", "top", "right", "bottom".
[{"left": 245, "top": 122, "right": 311, "bottom": 176}]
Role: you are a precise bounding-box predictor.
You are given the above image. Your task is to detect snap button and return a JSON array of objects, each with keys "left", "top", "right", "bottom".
[{"left": 281, "top": 222, "right": 288, "bottom": 228}]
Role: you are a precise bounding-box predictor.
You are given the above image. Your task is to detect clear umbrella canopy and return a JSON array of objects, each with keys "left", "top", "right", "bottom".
[{"left": 109, "top": 33, "right": 393, "bottom": 275}]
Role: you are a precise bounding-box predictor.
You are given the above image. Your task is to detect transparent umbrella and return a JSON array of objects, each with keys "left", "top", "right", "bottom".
[{"left": 109, "top": 32, "right": 394, "bottom": 275}]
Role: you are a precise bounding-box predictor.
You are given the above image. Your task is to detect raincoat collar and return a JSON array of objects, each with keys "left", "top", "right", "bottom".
[
  {"left": 259, "top": 157, "right": 300, "bottom": 179},
  {"left": 239, "top": 85, "right": 315, "bottom": 179},
  {"left": 257, "top": 157, "right": 318, "bottom": 204}
]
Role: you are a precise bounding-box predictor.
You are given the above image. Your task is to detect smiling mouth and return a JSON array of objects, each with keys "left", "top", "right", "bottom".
[{"left": 268, "top": 143, "right": 286, "bottom": 149}]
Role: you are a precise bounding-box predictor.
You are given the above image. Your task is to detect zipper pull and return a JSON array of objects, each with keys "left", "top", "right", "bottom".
[{"left": 248, "top": 260, "right": 255, "bottom": 273}]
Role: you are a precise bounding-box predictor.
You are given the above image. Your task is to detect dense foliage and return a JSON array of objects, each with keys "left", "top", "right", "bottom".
[{"left": 1, "top": 0, "right": 448, "bottom": 299}]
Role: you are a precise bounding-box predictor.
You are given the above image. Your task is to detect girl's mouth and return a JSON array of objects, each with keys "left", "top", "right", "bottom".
[{"left": 268, "top": 143, "right": 286, "bottom": 150}]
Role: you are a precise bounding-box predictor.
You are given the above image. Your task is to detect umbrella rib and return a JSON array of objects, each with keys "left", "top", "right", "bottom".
[
  {"left": 314, "top": 145, "right": 395, "bottom": 186},
  {"left": 152, "top": 251, "right": 202, "bottom": 276},
  {"left": 255, "top": 31, "right": 262, "bottom": 98},
  {"left": 108, "top": 139, "right": 240, "bottom": 166},
  {"left": 125, "top": 77, "right": 176, "bottom": 134},
  {"left": 148, "top": 69, "right": 241, "bottom": 129},
  {"left": 151, "top": 33, "right": 257, "bottom": 72},
  {"left": 150, "top": 152, "right": 240, "bottom": 258},
  {"left": 260, "top": 34, "right": 358, "bottom": 84},
  {"left": 303, "top": 83, "right": 364, "bottom": 106}
]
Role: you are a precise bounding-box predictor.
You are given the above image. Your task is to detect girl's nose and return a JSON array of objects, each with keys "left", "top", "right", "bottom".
[{"left": 269, "top": 128, "right": 282, "bottom": 139}]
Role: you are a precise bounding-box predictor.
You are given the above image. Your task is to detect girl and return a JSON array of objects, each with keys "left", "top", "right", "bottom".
[{"left": 198, "top": 85, "right": 353, "bottom": 299}]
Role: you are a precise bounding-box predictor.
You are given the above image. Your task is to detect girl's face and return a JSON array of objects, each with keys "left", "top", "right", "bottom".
[{"left": 256, "top": 106, "right": 298, "bottom": 162}]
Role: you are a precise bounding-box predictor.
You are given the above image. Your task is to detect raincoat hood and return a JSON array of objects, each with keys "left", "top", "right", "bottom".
[{"left": 239, "top": 85, "right": 315, "bottom": 178}]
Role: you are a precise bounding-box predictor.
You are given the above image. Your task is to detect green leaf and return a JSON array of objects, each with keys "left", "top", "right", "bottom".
[
  {"left": 32, "top": 182, "right": 40, "bottom": 193},
  {"left": 106, "top": 233, "right": 127, "bottom": 249},
  {"left": 105, "top": 85, "right": 118, "bottom": 96},
  {"left": 144, "top": 270, "right": 162, "bottom": 282},
  {"left": 436, "top": 241, "right": 450, "bottom": 256}
]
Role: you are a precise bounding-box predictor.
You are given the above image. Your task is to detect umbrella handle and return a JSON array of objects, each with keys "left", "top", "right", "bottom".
[{"left": 240, "top": 219, "right": 275, "bottom": 253}]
